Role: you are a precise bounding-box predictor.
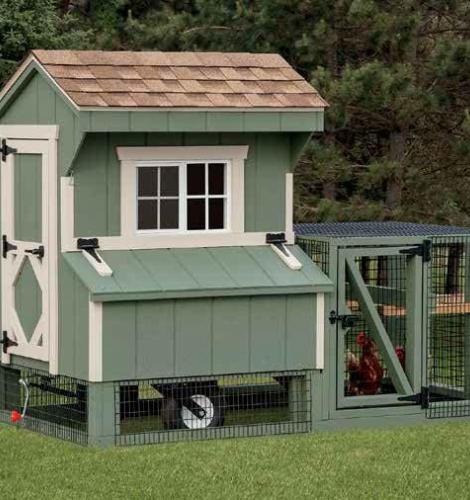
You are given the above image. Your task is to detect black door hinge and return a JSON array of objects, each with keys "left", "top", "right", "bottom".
[
  {"left": 399, "top": 239, "right": 432, "bottom": 262},
  {"left": 398, "top": 387, "right": 429, "bottom": 409},
  {"left": 0, "top": 331, "right": 18, "bottom": 354},
  {"left": 1, "top": 139, "right": 17, "bottom": 162},
  {"left": 77, "top": 237, "right": 102, "bottom": 263},
  {"left": 2, "top": 235, "right": 17, "bottom": 258},
  {"left": 329, "top": 310, "right": 359, "bottom": 329}
]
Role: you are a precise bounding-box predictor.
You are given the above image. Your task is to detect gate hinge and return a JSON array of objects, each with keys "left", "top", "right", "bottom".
[
  {"left": 1, "top": 139, "right": 17, "bottom": 162},
  {"left": 399, "top": 239, "right": 432, "bottom": 262},
  {"left": 397, "top": 386, "right": 429, "bottom": 409},
  {"left": 2, "top": 235, "right": 17, "bottom": 258},
  {"left": 0, "top": 331, "right": 18, "bottom": 354},
  {"left": 329, "top": 310, "right": 359, "bottom": 329}
]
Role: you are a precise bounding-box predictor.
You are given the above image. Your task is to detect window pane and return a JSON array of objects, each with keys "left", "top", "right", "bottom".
[
  {"left": 209, "top": 163, "right": 225, "bottom": 195},
  {"left": 160, "top": 200, "right": 179, "bottom": 229},
  {"left": 161, "top": 166, "right": 179, "bottom": 196},
  {"left": 187, "top": 199, "right": 206, "bottom": 230},
  {"left": 138, "top": 167, "right": 158, "bottom": 197},
  {"left": 209, "top": 198, "right": 225, "bottom": 229},
  {"left": 138, "top": 200, "right": 158, "bottom": 230},
  {"left": 187, "top": 163, "right": 205, "bottom": 195}
]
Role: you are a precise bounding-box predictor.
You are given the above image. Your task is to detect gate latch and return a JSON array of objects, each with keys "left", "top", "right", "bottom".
[
  {"left": 1, "top": 139, "right": 17, "bottom": 162},
  {"left": 25, "top": 246, "right": 45, "bottom": 259},
  {"left": 398, "top": 387, "right": 429, "bottom": 409},
  {"left": 329, "top": 311, "right": 359, "bottom": 329},
  {"left": 0, "top": 331, "right": 18, "bottom": 354},
  {"left": 399, "top": 240, "right": 432, "bottom": 262},
  {"left": 2, "top": 235, "right": 17, "bottom": 258}
]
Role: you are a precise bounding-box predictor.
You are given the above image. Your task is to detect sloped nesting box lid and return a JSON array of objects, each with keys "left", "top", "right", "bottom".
[{"left": 63, "top": 245, "right": 333, "bottom": 302}]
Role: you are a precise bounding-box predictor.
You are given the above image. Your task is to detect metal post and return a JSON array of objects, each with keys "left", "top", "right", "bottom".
[{"left": 464, "top": 244, "right": 470, "bottom": 399}]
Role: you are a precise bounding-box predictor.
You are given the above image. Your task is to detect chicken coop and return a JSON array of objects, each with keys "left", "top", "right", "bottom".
[{"left": 1, "top": 49, "right": 470, "bottom": 448}]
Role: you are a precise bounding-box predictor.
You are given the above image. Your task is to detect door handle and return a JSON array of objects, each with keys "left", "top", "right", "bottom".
[{"left": 25, "top": 246, "right": 45, "bottom": 259}]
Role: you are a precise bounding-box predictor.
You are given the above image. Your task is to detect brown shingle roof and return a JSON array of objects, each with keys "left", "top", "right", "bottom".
[{"left": 32, "top": 50, "right": 327, "bottom": 109}]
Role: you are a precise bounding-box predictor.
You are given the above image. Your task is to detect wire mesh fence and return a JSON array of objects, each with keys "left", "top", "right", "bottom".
[
  {"left": 297, "top": 237, "right": 330, "bottom": 276},
  {"left": 427, "top": 236, "right": 470, "bottom": 418},
  {"left": 0, "top": 366, "right": 88, "bottom": 444},
  {"left": 115, "top": 371, "right": 311, "bottom": 446}
]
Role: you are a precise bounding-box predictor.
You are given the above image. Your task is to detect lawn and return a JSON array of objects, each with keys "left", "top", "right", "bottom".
[{"left": 1, "top": 422, "right": 470, "bottom": 499}]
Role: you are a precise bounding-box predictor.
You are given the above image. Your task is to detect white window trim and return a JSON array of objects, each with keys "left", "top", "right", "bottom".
[
  {"left": 119, "top": 146, "right": 247, "bottom": 242},
  {"left": 135, "top": 160, "right": 230, "bottom": 234},
  {"left": 60, "top": 144, "right": 296, "bottom": 252}
]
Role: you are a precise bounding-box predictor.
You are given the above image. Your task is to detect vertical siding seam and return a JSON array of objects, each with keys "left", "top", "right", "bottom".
[
  {"left": 105, "top": 133, "right": 110, "bottom": 236},
  {"left": 248, "top": 297, "right": 252, "bottom": 371},
  {"left": 284, "top": 296, "right": 288, "bottom": 370},
  {"left": 133, "top": 301, "right": 138, "bottom": 380},
  {"left": 210, "top": 298, "right": 214, "bottom": 374}
]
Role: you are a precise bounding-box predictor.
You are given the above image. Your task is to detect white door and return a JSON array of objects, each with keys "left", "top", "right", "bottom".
[{"left": 1, "top": 137, "right": 54, "bottom": 363}]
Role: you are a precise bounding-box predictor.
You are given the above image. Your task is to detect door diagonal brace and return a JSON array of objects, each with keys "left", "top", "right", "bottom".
[{"left": 345, "top": 256, "right": 413, "bottom": 395}]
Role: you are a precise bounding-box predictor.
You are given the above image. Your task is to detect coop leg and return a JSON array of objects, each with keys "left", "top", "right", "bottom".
[
  {"left": 288, "top": 376, "right": 307, "bottom": 423},
  {"left": 87, "top": 382, "right": 116, "bottom": 447},
  {"left": 464, "top": 249, "right": 470, "bottom": 400}
]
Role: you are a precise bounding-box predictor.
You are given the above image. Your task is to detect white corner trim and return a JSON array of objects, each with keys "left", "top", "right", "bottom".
[
  {"left": 315, "top": 293, "right": 325, "bottom": 369},
  {"left": 82, "top": 249, "right": 113, "bottom": 277},
  {"left": 270, "top": 243, "right": 302, "bottom": 270},
  {"left": 88, "top": 300, "right": 103, "bottom": 382},
  {"left": 285, "top": 173, "right": 294, "bottom": 234},
  {"left": 0, "top": 125, "right": 59, "bottom": 140},
  {"left": 116, "top": 145, "right": 249, "bottom": 161},
  {"left": 60, "top": 177, "right": 75, "bottom": 252}
]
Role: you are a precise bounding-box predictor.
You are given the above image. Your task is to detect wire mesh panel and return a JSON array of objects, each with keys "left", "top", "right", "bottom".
[
  {"left": 115, "top": 371, "right": 311, "bottom": 446},
  {"left": 343, "top": 255, "right": 408, "bottom": 398},
  {"left": 0, "top": 366, "right": 88, "bottom": 444},
  {"left": 427, "top": 236, "right": 470, "bottom": 418},
  {"left": 297, "top": 237, "right": 330, "bottom": 275}
]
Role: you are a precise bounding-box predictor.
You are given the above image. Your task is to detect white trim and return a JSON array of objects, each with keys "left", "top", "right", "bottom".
[
  {"left": 88, "top": 299, "right": 103, "bottom": 382},
  {"left": 0, "top": 128, "right": 59, "bottom": 371},
  {"left": 315, "top": 293, "right": 325, "bottom": 369},
  {"left": 63, "top": 231, "right": 295, "bottom": 252},
  {"left": 117, "top": 145, "right": 248, "bottom": 162},
  {"left": 270, "top": 243, "right": 302, "bottom": 271},
  {"left": 81, "top": 249, "right": 113, "bottom": 277},
  {"left": 60, "top": 177, "right": 75, "bottom": 252},
  {"left": 285, "top": 173, "right": 294, "bottom": 234},
  {"left": 0, "top": 125, "right": 58, "bottom": 140},
  {"left": 0, "top": 55, "right": 35, "bottom": 104}
]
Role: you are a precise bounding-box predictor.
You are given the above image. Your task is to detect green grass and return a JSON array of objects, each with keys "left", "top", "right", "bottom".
[{"left": 2, "top": 422, "right": 470, "bottom": 499}]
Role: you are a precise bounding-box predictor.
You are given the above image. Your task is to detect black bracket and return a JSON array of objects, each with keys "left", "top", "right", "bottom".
[
  {"left": 329, "top": 310, "right": 360, "bottom": 329},
  {"left": 25, "top": 246, "right": 45, "bottom": 259},
  {"left": 1, "top": 139, "right": 17, "bottom": 162},
  {"left": 398, "top": 387, "right": 429, "bottom": 409},
  {"left": 2, "top": 235, "right": 17, "bottom": 258},
  {"left": 266, "top": 232, "right": 290, "bottom": 256},
  {"left": 0, "top": 331, "right": 18, "bottom": 354},
  {"left": 77, "top": 238, "right": 102, "bottom": 263},
  {"left": 399, "top": 239, "right": 432, "bottom": 262}
]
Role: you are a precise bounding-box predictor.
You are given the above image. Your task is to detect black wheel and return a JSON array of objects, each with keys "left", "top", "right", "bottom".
[{"left": 161, "top": 386, "right": 224, "bottom": 430}]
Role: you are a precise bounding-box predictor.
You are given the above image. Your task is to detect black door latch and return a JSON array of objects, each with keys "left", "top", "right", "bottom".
[
  {"left": 1, "top": 139, "right": 17, "bottom": 162},
  {"left": 329, "top": 311, "right": 359, "bottom": 329},
  {"left": 0, "top": 331, "right": 18, "bottom": 354},
  {"left": 25, "top": 246, "right": 45, "bottom": 259}
]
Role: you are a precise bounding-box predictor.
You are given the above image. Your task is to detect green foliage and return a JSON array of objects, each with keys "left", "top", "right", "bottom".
[{"left": 1, "top": 0, "right": 470, "bottom": 225}]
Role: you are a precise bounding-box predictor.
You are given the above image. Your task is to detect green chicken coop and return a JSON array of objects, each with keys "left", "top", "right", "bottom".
[{"left": 0, "top": 50, "right": 469, "bottom": 447}]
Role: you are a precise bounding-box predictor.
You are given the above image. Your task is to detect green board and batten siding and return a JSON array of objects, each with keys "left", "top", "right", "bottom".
[{"left": 101, "top": 294, "right": 317, "bottom": 381}]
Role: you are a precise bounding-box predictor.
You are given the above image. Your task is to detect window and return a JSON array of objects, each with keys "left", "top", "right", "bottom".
[{"left": 136, "top": 161, "right": 228, "bottom": 232}]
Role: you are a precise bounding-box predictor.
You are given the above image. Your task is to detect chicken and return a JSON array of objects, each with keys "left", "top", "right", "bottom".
[
  {"left": 395, "top": 345, "right": 406, "bottom": 368},
  {"left": 347, "top": 332, "right": 384, "bottom": 396}
]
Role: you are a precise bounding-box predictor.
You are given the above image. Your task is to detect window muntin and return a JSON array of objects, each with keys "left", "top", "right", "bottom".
[{"left": 136, "top": 161, "right": 228, "bottom": 233}]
